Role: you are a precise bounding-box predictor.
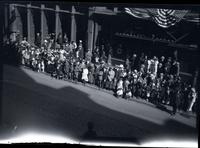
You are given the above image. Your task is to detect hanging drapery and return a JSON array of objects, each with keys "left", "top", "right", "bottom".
[{"left": 125, "top": 8, "right": 198, "bottom": 28}]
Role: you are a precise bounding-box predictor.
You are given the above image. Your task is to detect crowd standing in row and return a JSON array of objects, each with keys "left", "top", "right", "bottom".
[{"left": 14, "top": 32, "right": 198, "bottom": 116}]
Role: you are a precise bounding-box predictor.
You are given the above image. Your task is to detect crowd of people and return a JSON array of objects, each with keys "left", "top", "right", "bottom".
[{"left": 11, "top": 32, "right": 198, "bottom": 116}]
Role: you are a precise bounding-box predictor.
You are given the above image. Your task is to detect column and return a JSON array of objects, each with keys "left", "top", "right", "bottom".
[
  {"left": 9, "top": 4, "right": 17, "bottom": 42},
  {"left": 41, "top": 4, "right": 48, "bottom": 44},
  {"left": 27, "top": 4, "right": 31, "bottom": 43},
  {"left": 93, "top": 21, "right": 99, "bottom": 50},
  {"left": 87, "top": 7, "right": 95, "bottom": 52},
  {"left": 41, "top": 4, "right": 44, "bottom": 44},
  {"left": 55, "top": 5, "right": 62, "bottom": 41},
  {"left": 71, "top": 6, "right": 76, "bottom": 42}
]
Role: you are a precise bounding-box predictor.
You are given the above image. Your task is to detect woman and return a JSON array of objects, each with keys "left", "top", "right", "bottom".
[
  {"left": 82, "top": 66, "right": 89, "bottom": 85},
  {"left": 116, "top": 77, "right": 124, "bottom": 98}
]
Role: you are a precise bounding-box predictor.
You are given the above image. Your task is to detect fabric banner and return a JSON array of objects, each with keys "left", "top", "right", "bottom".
[{"left": 125, "top": 8, "right": 198, "bottom": 28}]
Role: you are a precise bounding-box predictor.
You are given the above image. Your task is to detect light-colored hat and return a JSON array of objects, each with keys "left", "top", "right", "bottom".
[{"left": 119, "top": 64, "right": 124, "bottom": 68}]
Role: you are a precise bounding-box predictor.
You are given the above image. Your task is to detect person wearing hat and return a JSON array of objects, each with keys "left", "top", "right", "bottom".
[
  {"left": 102, "top": 66, "right": 109, "bottom": 89},
  {"left": 125, "top": 57, "right": 130, "bottom": 71},
  {"left": 57, "top": 32, "right": 63, "bottom": 46},
  {"left": 131, "top": 53, "right": 137, "bottom": 71},
  {"left": 160, "top": 56, "right": 165, "bottom": 66},
  {"left": 35, "top": 32, "right": 41, "bottom": 47},
  {"left": 63, "top": 33, "right": 68, "bottom": 44}
]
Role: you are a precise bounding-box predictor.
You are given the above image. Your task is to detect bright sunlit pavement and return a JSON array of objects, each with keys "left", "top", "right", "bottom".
[{"left": 0, "top": 131, "right": 77, "bottom": 144}]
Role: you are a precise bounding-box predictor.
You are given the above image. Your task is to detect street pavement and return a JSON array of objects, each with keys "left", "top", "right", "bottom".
[{"left": 0, "top": 64, "right": 198, "bottom": 145}]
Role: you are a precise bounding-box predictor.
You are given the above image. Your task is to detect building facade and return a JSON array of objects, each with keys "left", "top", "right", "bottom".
[{"left": 0, "top": 2, "right": 199, "bottom": 89}]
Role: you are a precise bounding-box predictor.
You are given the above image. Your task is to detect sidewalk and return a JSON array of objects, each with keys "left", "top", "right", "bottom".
[{"left": 21, "top": 65, "right": 197, "bottom": 119}]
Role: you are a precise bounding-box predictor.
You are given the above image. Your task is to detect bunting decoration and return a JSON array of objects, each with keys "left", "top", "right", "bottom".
[{"left": 125, "top": 8, "right": 198, "bottom": 28}]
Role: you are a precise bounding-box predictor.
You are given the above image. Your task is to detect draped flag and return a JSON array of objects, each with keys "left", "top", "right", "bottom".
[{"left": 125, "top": 8, "right": 198, "bottom": 28}]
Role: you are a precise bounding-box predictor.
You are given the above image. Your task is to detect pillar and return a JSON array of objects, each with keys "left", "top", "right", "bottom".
[
  {"left": 27, "top": 4, "right": 31, "bottom": 43},
  {"left": 87, "top": 7, "right": 95, "bottom": 52},
  {"left": 9, "top": 4, "right": 18, "bottom": 42},
  {"left": 41, "top": 4, "right": 48, "bottom": 44},
  {"left": 55, "top": 5, "right": 62, "bottom": 41},
  {"left": 41, "top": 4, "right": 44, "bottom": 44},
  {"left": 93, "top": 21, "right": 99, "bottom": 50},
  {"left": 71, "top": 6, "right": 76, "bottom": 42}
]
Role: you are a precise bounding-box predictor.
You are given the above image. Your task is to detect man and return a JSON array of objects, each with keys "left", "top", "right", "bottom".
[
  {"left": 88, "top": 62, "right": 95, "bottom": 84},
  {"left": 57, "top": 32, "right": 63, "bottom": 46},
  {"left": 63, "top": 33, "right": 68, "bottom": 44},
  {"left": 98, "top": 68, "right": 104, "bottom": 89},
  {"left": 21, "top": 37, "right": 28, "bottom": 47},
  {"left": 85, "top": 50, "right": 92, "bottom": 63},
  {"left": 125, "top": 57, "right": 130, "bottom": 71},
  {"left": 157, "top": 63, "right": 163, "bottom": 77},
  {"left": 107, "top": 67, "right": 115, "bottom": 90},
  {"left": 107, "top": 53, "right": 112, "bottom": 66},
  {"left": 69, "top": 60, "right": 74, "bottom": 80},
  {"left": 171, "top": 88, "right": 181, "bottom": 116},
  {"left": 102, "top": 67, "right": 109, "bottom": 89},
  {"left": 63, "top": 60, "right": 70, "bottom": 79},
  {"left": 123, "top": 77, "right": 130, "bottom": 98},
  {"left": 74, "top": 61, "right": 80, "bottom": 82},
  {"left": 78, "top": 40, "right": 84, "bottom": 60},
  {"left": 165, "top": 57, "right": 172, "bottom": 75},
  {"left": 92, "top": 46, "right": 100, "bottom": 64},
  {"left": 35, "top": 33, "right": 41, "bottom": 47},
  {"left": 131, "top": 53, "right": 137, "bottom": 71},
  {"left": 56, "top": 61, "right": 64, "bottom": 79}
]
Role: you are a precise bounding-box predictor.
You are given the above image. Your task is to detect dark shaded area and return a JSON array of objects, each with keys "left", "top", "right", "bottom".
[{"left": 155, "top": 104, "right": 172, "bottom": 115}]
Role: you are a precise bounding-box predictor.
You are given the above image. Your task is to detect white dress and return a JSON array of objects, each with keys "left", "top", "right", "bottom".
[
  {"left": 117, "top": 80, "right": 123, "bottom": 96},
  {"left": 82, "top": 68, "right": 89, "bottom": 82}
]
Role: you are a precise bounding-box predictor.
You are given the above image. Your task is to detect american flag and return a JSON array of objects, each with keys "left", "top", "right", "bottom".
[{"left": 125, "top": 8, "right": 197, "bottom": 28}]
